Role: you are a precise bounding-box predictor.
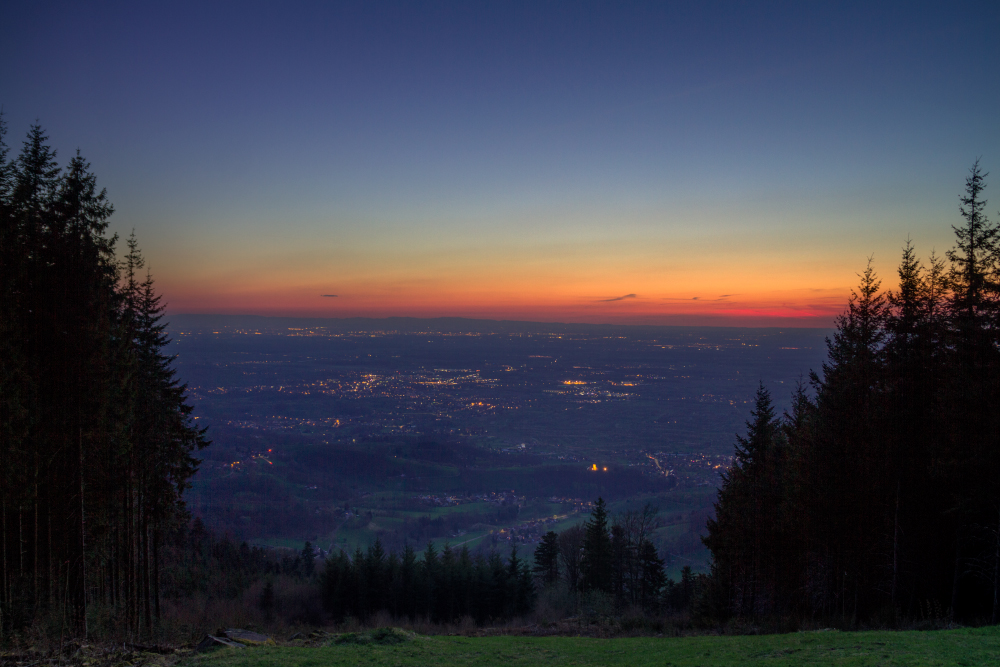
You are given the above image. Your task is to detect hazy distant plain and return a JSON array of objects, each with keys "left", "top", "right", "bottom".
[{"left": 169, "top": 315, "right": 831, "bottom": 458}]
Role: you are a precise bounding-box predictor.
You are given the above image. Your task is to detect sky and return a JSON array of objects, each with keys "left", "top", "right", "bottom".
[{"left": 3, "top": 1, "right": 999, "bottom": 327}]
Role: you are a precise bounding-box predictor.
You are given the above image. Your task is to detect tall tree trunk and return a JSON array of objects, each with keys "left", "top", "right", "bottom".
[
  {"left": 19, "top": 505, "right": 24, "bottom": 575},
  {"left": 127, "top": 478, "right": 135, "bottom": 637},
  {"left": 2, "top": 498, "right": 6, "bottom": 644},
  {"left": 153, "top": 526, "right": 160, "bottom": 621},
  {"left": 951, "top": 532, "right": 962, "bottom": 622},
  {"left": 48, "top": 503, "right": 53, "bottom": 607},
  {"left": 33, "top": 479, "right": 38, "bottom": 611},
  {"left": 141, "top": 504, "right": 151, "bottom": 634},
  {"left": 892, "top": 479, "right": 900, "bottom": 606},
  {"left": 78, "top": 427, "right": 88, "bottom": 638},
  {"left": 125, "top": 486, "right": 132, "bottom": 635},
  {"left": 992, "top": 507, "right": 1000, "bottom": 625},
  {"left": 111, "top": 541, "right": 117, "bottom": 608},
  {"left": 3, "top": 498, "right": 8, "bottom": 606},
  {"left": 123, "top": 488, "right": 130, "bottom": 636}
]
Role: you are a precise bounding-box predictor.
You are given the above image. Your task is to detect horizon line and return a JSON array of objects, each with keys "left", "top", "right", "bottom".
[{"left": 165, "top": 312, "right": 835, "bottom": 331}]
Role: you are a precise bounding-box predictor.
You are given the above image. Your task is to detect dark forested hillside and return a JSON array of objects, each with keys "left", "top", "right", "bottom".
[
  {"left": 0, "top": 120, "right": 207, "bottom": 639},
  {"left": 704, "top": 161, "right": 1000, "bottom": 626}
]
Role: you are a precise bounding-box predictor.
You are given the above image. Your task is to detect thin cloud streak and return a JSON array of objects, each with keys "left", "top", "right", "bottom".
[
  {"left": 599, "top": 293, "right": 637, "bottom": 302},
  {"left": 662, "top": 295, "right": 735, "bottom": 302}
]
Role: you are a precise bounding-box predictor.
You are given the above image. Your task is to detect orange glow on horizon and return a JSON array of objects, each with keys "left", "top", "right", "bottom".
[
  {"left": 147, "top": 214, "right": 876, "bottom": 329},
  {"left": 149, "top": 223, "right": 882, "bottom": 328},
  {"left": 163, "top": 285, "right": 850, "bottom": 328},
  {"left": 147, "top": 214, "right": 890, "bottom": 328}
]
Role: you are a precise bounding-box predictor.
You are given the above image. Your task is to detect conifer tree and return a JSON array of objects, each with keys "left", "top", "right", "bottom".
[
  {"left": 421, "top": 541, "right": 438, "bottom": 619},
  {"left": 703, "top": 384, "right": 781, "bottom": 618},
  {"left": 557, "top": 524, "right": 584, "bottom": 592},
  {"left": 881, "top": 242, "right": 949, "bottom": 611},
  {"left": 948, "top": 159, "right": 998, "bottom": 327},
  {"left": 940, "top": 161, "right": 1000, "bottom": 620},
  {"left": 580, "top": 498, "right": 612, "bottom": 593},
  {"left": 637, "top": 539, "right": 666, "bottom": 611},
  {"left": 508, "top": 545, "right": 535, "bottom": 617},
  {"left": 399, "top": 542, "right": 417, "bottom": 618},
  {"left": 438, "top": 542, "right": 455, "bottom": 621},
  {"left": 533, "top": 531, "right": 560, "bottom": 586},
  {"left": 811, "top": 261, "right": 888, "bottom": 620}
]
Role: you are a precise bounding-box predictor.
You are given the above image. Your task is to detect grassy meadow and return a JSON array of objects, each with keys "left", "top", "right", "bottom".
[{"left": 184, "top": 626, "right": 1000, "bottom": 667}]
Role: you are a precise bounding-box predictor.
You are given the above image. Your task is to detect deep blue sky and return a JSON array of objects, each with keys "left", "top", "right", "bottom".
[{"left": 3, "top": 2, "right": 998, "bottom": 324}]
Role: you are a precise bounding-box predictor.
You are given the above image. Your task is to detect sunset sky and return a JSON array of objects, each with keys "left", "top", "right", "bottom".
[{"left": 3, "top": 1, "right": 999, "bottom": 326}]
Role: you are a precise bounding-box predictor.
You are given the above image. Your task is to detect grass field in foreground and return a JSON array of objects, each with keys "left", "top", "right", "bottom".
[{"left": 185, "top": 626, "right": 1000, "bottom": 667}]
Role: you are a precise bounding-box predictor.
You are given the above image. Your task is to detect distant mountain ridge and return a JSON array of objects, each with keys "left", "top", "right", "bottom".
[{"left": 166, "top": 313, "right": 832, "bottom": 335}]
